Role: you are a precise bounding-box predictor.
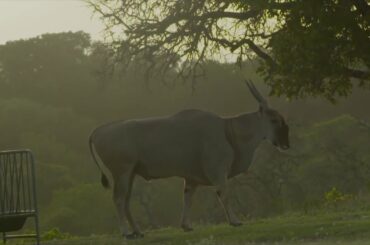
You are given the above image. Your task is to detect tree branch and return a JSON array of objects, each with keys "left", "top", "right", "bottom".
[
  {"left": 345, "top": 68, "right": 370, "bottom": 80},
  {"left": 236, "top": 39, "right": 277, "bottom": 68},
  {"left": 202, "top": 10, "right": 260, "bottom": 20},
  {"left": 152, "top": 10, "right": 260, "bottom": 33}
]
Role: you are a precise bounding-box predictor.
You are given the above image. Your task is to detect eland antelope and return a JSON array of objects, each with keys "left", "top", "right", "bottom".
[{"left": 89, "top": 80, "right": 290, "bottom": 239}]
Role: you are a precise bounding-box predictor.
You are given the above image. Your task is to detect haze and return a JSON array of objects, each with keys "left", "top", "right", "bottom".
[{"left": 0, "top": 0, "right": 104, "bottom": 44}]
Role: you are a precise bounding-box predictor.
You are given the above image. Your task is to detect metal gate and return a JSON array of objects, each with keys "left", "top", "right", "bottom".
[{"left": 0, "top": 150, "right": 40, "bottom": 244}]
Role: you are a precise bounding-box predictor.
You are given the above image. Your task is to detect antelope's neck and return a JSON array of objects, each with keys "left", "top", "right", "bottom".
[{"left": 224, "top": 112, "right": 264, "bottom": 177}]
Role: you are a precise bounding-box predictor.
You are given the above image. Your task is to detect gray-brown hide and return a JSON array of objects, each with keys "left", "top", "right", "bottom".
[{"left": 89, "top": 81, "right": 290, "bottom": 239}]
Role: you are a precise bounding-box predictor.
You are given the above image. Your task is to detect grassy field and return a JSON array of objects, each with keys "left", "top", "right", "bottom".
[{"left": 5, "top": 209, "right": 370, "bottom": 245}]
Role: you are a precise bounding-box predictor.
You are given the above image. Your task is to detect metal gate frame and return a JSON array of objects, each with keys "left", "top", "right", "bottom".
[{"left": 0, "top": 149, "right": 40, "bottom": 245}]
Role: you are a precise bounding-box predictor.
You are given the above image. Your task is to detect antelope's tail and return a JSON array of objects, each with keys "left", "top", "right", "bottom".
[{"left": 89, "top": 133, "right": 110, "bottom": 189}]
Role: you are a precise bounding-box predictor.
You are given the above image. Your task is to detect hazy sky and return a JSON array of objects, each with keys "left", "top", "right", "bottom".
[{"left": 0, "top": 0, "right": 105, "bottom": 44}]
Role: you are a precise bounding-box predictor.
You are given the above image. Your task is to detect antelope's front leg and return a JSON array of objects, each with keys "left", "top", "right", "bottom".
[{"left": 216, "top": 183, "right": 242, "bottom": 227}]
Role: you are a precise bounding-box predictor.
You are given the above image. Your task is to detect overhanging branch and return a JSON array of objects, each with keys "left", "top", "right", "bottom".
[{"left": 153, "top": 10, "right": 260, "bottom": 33}]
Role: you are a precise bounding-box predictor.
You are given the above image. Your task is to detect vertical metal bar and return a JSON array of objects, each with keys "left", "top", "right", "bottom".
[
  {"left": 0, "top": 155, "right": 4, "bottom": 214},
  {"left": 20, "top": 152, "right": 27, "bottom": 212},
  {"left": 15, "top": 153, "right": 22, "bottom": 213},
  {"left": 3, "top": 155, "right": 9, "bottom": 213},
  {"left": 1, "top": 155, "right": 7, "bottom": 244},
  {"left": 29, "top": 151, "right": 40, "bottom": 245},
  {"left": 14, "top": 153, "right": 19, "bottom": 212},
  {"left": 25, "top": 153, "right": 32, "bottom": 212},
  {"left": 9, "top": 153, "right": 16, "bottom": 213},
  {"left": 12, "top": 154, "right": 17, "bottom": 213},
  {"left": 1, "top": 155, "right": 6, "bottom": 213}
]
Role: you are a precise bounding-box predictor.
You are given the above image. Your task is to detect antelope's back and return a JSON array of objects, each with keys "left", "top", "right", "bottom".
[{"left": 130, "top": 109, "right": 227, "bottom": 180}]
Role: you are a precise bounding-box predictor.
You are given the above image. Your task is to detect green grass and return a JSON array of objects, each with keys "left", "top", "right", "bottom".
[{"left": 6, "top": 209, "right": 370, "bottom": 245}]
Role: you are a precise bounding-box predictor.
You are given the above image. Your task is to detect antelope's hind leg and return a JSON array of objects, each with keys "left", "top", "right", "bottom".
[
  {"left": 113, "top": 166, "right": 144, "bottom": 239},
  {"left": 181, "top": 180, "right": 197, "bottom": 232}
]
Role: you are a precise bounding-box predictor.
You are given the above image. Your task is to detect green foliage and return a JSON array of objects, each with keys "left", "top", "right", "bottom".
[
  {"left": 43, "top": 184, "right": 116, "bottom": 235},
  {"left": 324, "top": 187, "right": 353, "bottom": 208},
  {"left": 267, "top": 0, "right": 370, "bottom": 100},
  {"left": 42, "top": 228, "right": 73, "bottom": 241}
]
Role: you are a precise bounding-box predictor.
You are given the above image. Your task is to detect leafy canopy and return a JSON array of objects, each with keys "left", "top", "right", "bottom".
[{"left": 87, "top": 0, "right": 370, "bottom": 101}]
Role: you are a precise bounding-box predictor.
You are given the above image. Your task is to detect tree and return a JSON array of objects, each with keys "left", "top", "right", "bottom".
[
  {"left": 0, "top": 32, "right": 101, "bottom": 112},
  {"left": 87, "top": 0, "right": 370, "bottom": 101}
]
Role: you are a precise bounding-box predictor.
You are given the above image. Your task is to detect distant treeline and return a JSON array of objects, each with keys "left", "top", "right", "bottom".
[{"left": 0, "top": 32, "right": 369, "bottom": 235}]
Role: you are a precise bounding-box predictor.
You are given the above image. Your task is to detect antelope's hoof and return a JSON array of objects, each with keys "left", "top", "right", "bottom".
[
  {"left": 230, "top": 221, "right": 243, "bottom": 227},
  {"left": 181, "top": 225, "right": 194, "bottom": 232},
  {"left": 124, "top": 231, "right": 144, "bottom": 240}
]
